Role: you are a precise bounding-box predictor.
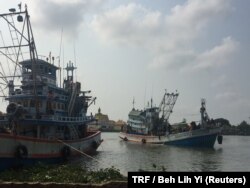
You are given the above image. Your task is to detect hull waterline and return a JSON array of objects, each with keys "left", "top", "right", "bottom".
[
  {"left": 0, "top": 131, "right": 102, "bottom": 171},
  {"left": 119, "top": 127, "right": 222, "bottom": 148}
]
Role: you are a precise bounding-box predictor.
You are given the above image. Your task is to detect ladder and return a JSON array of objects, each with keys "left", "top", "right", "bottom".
[
  {"left": 68, "top": 83, "right": 77, "bottom": 116},
  {"left": 6, "top": 15, "right": 24, "bottom": 62},
  {"left": 68, "top": 125, "right": 79, "bottom": 139}
]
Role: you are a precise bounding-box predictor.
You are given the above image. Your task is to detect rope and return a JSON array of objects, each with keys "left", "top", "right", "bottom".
[{"left": 57, "top": 139, "right": 104, "bottom": 166}]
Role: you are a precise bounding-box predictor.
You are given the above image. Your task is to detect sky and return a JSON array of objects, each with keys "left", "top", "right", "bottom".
[{"left": 0, "top": 0, "right": 250, "bottom": 125}]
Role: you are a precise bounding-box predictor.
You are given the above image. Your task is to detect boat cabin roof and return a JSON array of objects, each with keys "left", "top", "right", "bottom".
[
  {"left": 20, "top": 59, "right": 59, "bottom": 79},
  {"left": 20, "top": 59, "right": 59, "bottom": 70},
  {"left": 128, "top": 110, "right": 142, "bottom": 117}
]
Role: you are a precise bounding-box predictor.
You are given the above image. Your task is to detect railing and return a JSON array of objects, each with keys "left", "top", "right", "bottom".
[
  {"left": 171, "top": 126, "right": 221, "bottom": 138},
  {"left": 24, "top": 114, "right": 94, "bottom": 123},
  {"left": 50, "top": 115, "right": 93, "bottom": 122}
]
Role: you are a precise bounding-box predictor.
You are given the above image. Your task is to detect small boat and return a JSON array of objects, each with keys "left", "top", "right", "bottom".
[
  {"left": 119, "top": 91, "right": 222, "bottom": 147},
  {"left": 0, "top": 5, "right": 102, "bottom": 171}
]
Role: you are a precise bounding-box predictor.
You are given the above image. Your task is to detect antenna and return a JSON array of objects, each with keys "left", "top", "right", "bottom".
[
  {"left": 151, "top": 83, "right": 154, "bottom": 104},
  {"left": 132, "top": 97, "right": 135, "bottom": 110},
  {"left": 18, "top": 2, "right": 22, "bottom": 12},
  {"left": 17, "top": 3, "right": 23, "bottom": 22},
  {"left": 58, "top": 27, "right": 63, "bottom": 87},
  {"left": 74, "top": 42, "right": 77, "bottom": 82},
  {"left": 143, "top": 85, "right": 147, "bottom": 109},
  {"left": 62, "top": 46, "right": 64, "bottom": 87}
]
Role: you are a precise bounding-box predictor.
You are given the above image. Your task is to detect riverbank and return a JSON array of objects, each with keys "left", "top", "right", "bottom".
[
  {"left": 0, "top": 181, "right": 127, "bottom": 188},
  {"left": 0, "top": 163, "right": 126, "bottom": 186}
]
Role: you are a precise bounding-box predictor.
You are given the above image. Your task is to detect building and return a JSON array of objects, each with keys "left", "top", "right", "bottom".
[{"left": 88, "top": 108, "right": 126, "bottom": 132}]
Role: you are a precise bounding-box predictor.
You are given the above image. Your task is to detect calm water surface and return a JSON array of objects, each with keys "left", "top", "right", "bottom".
[{"left": 78, "top": 133, "right": 250, "bottom": 175}]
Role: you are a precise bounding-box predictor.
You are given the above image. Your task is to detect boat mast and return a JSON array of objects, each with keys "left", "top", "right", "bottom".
[
  {"left": 200, "top": 98, "right": 210, "bottom": 128},
  {"left": 23, "top": 5, "right": 39, "bottom": 118}
]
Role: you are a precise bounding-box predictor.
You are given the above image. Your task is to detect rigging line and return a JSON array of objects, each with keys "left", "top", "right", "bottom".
[
  {"left": 7, "top": 14, "right": 19, "bottom": 62},
  {"left": 0, "top": 72, "right": 7, "bottom": 84},
  {"left": 143, "top": 86, "right": 147, "bottom": 109},
  {"left": 0, "top": 11, "right": 26, "bottom": 17},
  {"left": 74, "top": 42, "right": 77, "bottom": 82},
  {"left": 62, "top": 45, "right": 64, "bottom": 83},
  {"left": 1, "top": 15, "right": 29, "bottom": 42},
  {"left": 151, "top": 83, "right": 154, "bottom": 107},
  {"left": 27, "top": 12, "right": 38, "bottom": 59},
  {"left": 0, "top": 51, "right": 22, "bottom": 68},
  {"left": 15, "top": 17, "right": 25, "bottom": 61},
  {"left": 0, "top": 51, "right": 29, "bottom": 56},
  {"left": 0, "top": 62, "right": 8, "bottom": 83},
  {"left": 13, "top": 14, "right": 27, "bottom": 80},
  {"left": 0, "top": 44, "right": 30, "bottom": 49},
  {"left": 0, "top": 30, "right": 11, "bottom": 74},
  {"left": 59, "top": 28, "right": 63, "bottom": 58},
  {"left": 0, "top": 85, "right": 6, "bottom": 97},
  {"left": 58, "top": 27, "right": 63, "bottom": 88},
  {"left": 57, "top": 139, "right": 112, "bottom": 168}
]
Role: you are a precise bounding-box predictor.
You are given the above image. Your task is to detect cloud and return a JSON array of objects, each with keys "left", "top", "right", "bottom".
[
  {"left": 166, "top": 0, "right": 231, "bottom": 34},
  {"left": 31, "top": 0, "right": 104, "bottom": 38},
  {"left": 215, "top": 91, "right": 238, "bottom": 100},
  {"left": 149, "top": 50, "right": 196, "bottom": 70},
  {"left": 215, "top": 90, "right": 250, "bottom": 118},
  {"left": 90, "top": 0, "right": 236, "bottom": 71},
  {"left": 211, "top": 74, "right": 227, "bottom": 88},
  {"left": 193, "top": 37, "right": 238, "bottom": 70},
  {"left": 91, "top": 3, "right": 163, "bottom": 45}
]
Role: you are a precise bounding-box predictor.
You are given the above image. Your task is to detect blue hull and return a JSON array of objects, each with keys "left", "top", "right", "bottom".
[
  {"left": 164, "top": 133, "right": 218, "bottom": 148},
  {"left": 0, "top": 157, "right": 63, "bottom": 171}
]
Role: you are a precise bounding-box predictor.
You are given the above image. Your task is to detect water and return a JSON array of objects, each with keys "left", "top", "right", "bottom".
[{"left": 79, "top": 133, "right": 250, "bottom": 175}]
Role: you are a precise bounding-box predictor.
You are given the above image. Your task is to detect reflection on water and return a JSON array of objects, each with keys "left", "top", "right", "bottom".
[{"left": 77, "top": 133, "right": 250, "bottom": 175}]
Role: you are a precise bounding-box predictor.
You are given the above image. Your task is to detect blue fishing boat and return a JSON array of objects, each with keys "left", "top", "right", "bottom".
[
  {"left": 120, "top": 91, "right": 223, "bottom": 147},
  {"left": 0, "top": 5, "right": 102, "bottom": 171}
]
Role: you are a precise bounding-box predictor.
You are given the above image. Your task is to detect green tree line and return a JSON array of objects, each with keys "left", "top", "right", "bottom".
[{"left": 215, "top": 118, "right": 250, "bottom": 135}]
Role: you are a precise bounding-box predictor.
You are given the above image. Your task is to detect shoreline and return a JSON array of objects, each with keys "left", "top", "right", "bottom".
[{"left": 0, "top": 181, "right": 127, "bottom": 188}]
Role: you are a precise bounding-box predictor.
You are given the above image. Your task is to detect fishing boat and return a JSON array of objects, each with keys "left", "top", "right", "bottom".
[
  {"left": 0, "top": 5, "right": 102, "bottom": 171},
  {"left": 119, "top": 91, "right": 223, "bottom": 147}
]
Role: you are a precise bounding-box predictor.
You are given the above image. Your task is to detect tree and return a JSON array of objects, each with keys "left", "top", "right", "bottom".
[
  {"left": 238, "top": 121, "right": 250, "bottom": 135},
  {"left": 214, "top": 118, "right": 230, "bottom": 126}
]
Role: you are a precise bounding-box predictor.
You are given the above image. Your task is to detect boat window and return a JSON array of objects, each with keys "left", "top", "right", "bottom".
[
  {"left": 26, "top": 65, "right": 32, "bottom": 73},
  {"left": 52, "top": 69, "right": 56, "bottom": 76},
  {"left": 57, "top": 126, "right": 64, "bottom": 131},
  {"left": 30, "top": 100, "right": 35, "bottom": 107},
  {"left": 48, "top": 69, "right": 52, "bottom": 75},
  {"left": 40, "top": 65, "right": 43, "bottom": 72},
  {"left": 22, "top": 67, "right": 27, "bottom": 73},
  {"left": 23, "top": 100, "right": 28, "bottom": 107},
  {"left": 38, "top": 101, "right": 42, "bottom": 108}
]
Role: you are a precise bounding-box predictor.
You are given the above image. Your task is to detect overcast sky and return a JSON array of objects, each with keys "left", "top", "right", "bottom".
[{"left": 0, "top": 0, "right": 250, "bottom": 125}]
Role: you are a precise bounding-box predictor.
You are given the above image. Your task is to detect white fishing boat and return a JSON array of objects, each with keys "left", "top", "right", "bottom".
[
  {"left": 0, "top": 4, "right": 102, "bottom": 171},
  {"left": 120, "top": 91, "right": 223, "bottom": 147}
]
